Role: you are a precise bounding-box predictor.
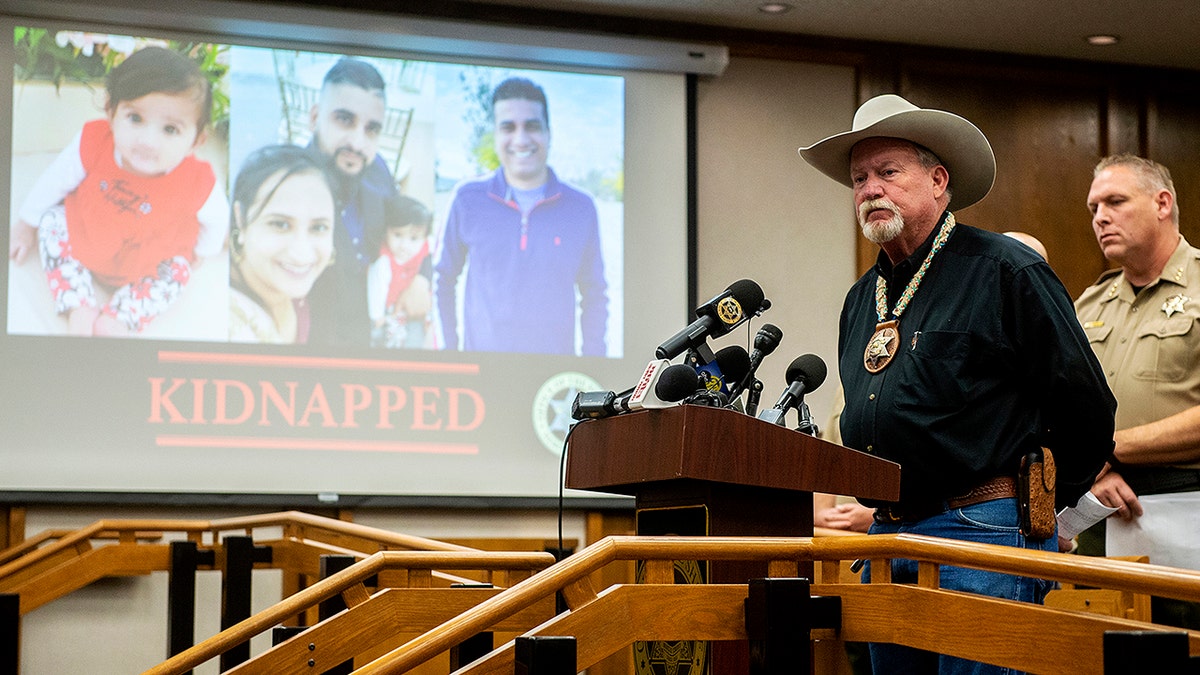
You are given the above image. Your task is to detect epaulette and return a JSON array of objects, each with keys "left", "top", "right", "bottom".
[{"left": 1091, "top": 267, "right": 1122, "bottom": 286}]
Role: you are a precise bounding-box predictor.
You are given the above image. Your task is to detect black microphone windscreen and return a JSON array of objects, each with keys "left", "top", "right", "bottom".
[
  {"left": 655, "top": 364, "right": 703, "bottom": 402},
  {"left": 785, "top": 354, "right": 828, "bottom": 392},
  {"left": 726, "top": 279, "right": 765, "bottom": 316},
  {"left": 714, "top": 345, "right": 752, "bottom": 387},
  {"left": 754, "top": 323, "right": 784, "bottom": 355}
]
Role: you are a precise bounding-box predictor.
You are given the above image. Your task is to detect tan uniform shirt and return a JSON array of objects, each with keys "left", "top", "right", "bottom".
[{"left": 1074, "top": 235, "right": 1200, "bottom": 469}]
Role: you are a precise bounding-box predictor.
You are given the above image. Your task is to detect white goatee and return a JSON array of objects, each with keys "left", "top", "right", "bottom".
[{"left": 858, "top": 198, "right": 905, "bottom": 244}]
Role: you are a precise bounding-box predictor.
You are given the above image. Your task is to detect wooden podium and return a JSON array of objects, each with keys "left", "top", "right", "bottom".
[
  {"left": 567, "top": 403, "right": 900, "bottom": 546},
  {"left": 566, "top": 404, "right": 900, "bottom": 674}
]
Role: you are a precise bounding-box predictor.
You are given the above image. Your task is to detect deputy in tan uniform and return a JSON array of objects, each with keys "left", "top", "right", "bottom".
[{"left": 1075, "top": 153, "right": 1200, "bottom": 629}]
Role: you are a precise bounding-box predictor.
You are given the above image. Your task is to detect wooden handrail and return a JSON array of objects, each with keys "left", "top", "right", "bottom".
[
  {"left": 16, "top": 517, "right": 1199, "bottom": 673},
  {"left": 206, "top": 511, "right": 475, "bottom": 552},
  {"left": 351, "top": 534, "right": 1200, "bottom": 674},
  {"left": 0, "top": 519, "right": 209, "bottom": 580},
  {"left": 455, "top": 581, "right": 1193, "bottom": 675},
  {"left": 815, "top": 533, "right": 1200, "bottom": 601},
  {"left": 0, "top": 511, "right": 502, "bottom": 619},
  {"left": 141, "top": 550, "right": 556, "bottom": 675},
  {"left": 812, "top": 526, "right": 862, "bottom": 537},
  {"left": 0, "top": 511, "right": 473, "bottom": 586},
  {"left": 355, "top": 538, "right": 628, "bottom": 674},
  {"left": 0, "top": 529, "right": 164, "bottom": 565}
]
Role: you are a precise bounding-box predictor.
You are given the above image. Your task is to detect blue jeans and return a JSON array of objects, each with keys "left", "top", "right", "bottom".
[{"left": 863, "top": 498, "right": 1055, "bottom": 675}]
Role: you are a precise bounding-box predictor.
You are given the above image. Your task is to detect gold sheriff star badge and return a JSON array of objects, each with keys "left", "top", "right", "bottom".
[
  {"left": 1162, "top": 294, "right": 1189, "bottom": 318},
  {"left": 864, "top": 322, "right": 899, "bottom": 373}
]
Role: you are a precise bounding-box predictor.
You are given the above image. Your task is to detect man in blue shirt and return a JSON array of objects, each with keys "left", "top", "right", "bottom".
[{"left": 434, "top": 77, "right": 608, "bottom": 356}]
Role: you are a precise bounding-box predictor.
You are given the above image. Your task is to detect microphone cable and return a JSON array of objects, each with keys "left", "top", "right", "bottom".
[{"left": 557, "top": 418, "right": 589, "bottom": 564}]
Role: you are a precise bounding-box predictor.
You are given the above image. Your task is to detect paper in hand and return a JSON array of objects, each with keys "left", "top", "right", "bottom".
[{"left": 1056, "top": 491, "right": 1119, "bottom": 541}]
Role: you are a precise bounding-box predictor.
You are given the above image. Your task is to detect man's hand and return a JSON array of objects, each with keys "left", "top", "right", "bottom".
[
  {"left": 1091, "top": 470, "right": 1143, "bottom": 520},
  {"left": 815, "top": 502, "right": 874, "bottom": 533}
]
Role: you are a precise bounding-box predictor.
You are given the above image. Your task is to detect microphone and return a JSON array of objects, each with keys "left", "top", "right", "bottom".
[
  {"left": 570, "top": 359, "right": 676, "bottom": 420},
  {"left": 570, "top": 390, "right": 629, "bottom": 420},
  {"left": 654, "top": 364, "right": 707, "bottom": 403},
  {"left": 750, "top": 324, "right": 785, "bottom": 370},
  {"left": 656, "top": 279, "right": 766, "bottom": 360},
  {"left": 654, "top": 346, "right": 752, "bottom": 408},
  {"left": 626, "top": 359, "right": 681, "bottom": 411},
  {"left": 726, "top": 323, "right": 783, "bottom": 403},
  {"left": 757, "top": 354, "right": 828, "bottom": 427},
  {"left": 695, "top": 344, "right": 752, "bottom": 398}
]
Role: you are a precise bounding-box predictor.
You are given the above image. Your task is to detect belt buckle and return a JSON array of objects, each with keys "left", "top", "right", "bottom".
[{"left": 873, "top": 506, "right": 904, "bottom": 524}]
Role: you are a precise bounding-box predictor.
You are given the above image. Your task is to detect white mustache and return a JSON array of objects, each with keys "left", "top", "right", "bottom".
[{"left": 858, "top": 198, "right": 902, "bottom": 223}]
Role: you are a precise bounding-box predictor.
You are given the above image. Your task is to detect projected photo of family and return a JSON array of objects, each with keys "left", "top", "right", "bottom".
[
  {"left": 8, "top": 28, "right": 624, "bottom": 357},
  {"left": 7, "top": 30, "right": 232, "bottom": 340},
  {"left": 229, "top": 48, "right": 626, "bottom": 355},
  {"left": 226, "top": 48, "right": 434, "bottom": 347}
]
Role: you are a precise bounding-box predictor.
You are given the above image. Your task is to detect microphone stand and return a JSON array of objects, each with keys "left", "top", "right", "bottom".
[
  {"left": 685, "top": 343, "right": 716, "bottom": 368},
  {"left": 684, "top": 390, "right": 727, "bottom": 407},
  {"left": 795, "top": 400, "right": 819, "bottom": 436},
  {"left": 745, "top": 377, "right": 764, "bottom": 417}
]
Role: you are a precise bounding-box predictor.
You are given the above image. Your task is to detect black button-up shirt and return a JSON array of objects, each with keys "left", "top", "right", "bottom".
[{"left": 839, "top": 213, "right": 1116, "bottom": 509}]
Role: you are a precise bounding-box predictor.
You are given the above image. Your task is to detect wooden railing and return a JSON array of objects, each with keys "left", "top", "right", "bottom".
[
  {"left": 143, "top": 549, "right": 558, "bottom": 675},
  {"left": 0, "top": 518, "right": 208, "bottom": 613},
  {"left": 11, "top": 517, "right": 1200, "bottom": 673},
  {"left": 326, "top": 533, "right": 1199, "bottom": 675},
  {"left": 1, "top": 510, "right": 575, "bottom": 674},
  {"left": 0, "top": 528, "right": 166, "bottom": 566},
  {"left": 0, "top": 511, "right": 488, "bottom": 614}
]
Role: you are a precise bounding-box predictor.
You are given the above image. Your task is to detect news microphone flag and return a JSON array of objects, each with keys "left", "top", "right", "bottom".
[{"left": 627, "top": 359, "right": 678, "bottom": 410}]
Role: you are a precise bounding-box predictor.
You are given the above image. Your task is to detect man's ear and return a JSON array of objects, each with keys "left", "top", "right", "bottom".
[
  {"left": 1156, "top": 188, "right": 1175, "bottom": 223},
  {"left": 309, "top": 104, "right": 319, "bottom": 132},
  {"left": 931, "top": 164, "right": 950, "bottom": 199}
]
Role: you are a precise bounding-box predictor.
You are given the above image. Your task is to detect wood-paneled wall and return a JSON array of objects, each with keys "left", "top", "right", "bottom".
[
  {"left": 1147, "top": 78, "right": 1200, "bottom": 247},
  {"left": 853, "top": 49, "right": 1200, "bottom": 298}
]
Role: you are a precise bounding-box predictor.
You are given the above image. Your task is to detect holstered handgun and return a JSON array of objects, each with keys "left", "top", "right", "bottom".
[{"left": 1017, "top": 448, "right": 1056, "bottom": 540}]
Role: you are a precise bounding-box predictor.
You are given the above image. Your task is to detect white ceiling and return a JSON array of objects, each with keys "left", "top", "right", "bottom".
[{"left": 475, "top": 0, "right": 1200, "bottom": 72}]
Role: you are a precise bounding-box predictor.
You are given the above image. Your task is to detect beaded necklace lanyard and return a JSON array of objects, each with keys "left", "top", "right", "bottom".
[{"left": 863, "top": 212, "right": 956, "bottom": 373}]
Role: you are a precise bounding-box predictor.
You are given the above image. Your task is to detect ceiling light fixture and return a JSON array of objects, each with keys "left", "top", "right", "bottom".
[
  {"left": 758, "top": 3, "right": 794, "bottom": 14},
  {"left": 1086, "top": 34, "right": 1119, "bottom": 46}
]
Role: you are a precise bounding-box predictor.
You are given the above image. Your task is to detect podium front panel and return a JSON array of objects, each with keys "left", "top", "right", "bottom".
[{"left": 565, "top": 405, "right": 899, "bottom": 501}]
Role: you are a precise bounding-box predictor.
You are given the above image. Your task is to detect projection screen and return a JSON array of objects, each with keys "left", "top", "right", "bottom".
[{"left": 0, "top": 0, "right": 715, "bottom": 504}]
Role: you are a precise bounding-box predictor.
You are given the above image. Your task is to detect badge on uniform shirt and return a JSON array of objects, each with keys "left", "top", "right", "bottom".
[{"left": 1162, "top": 294, "right": 1189, "bottom": 318}]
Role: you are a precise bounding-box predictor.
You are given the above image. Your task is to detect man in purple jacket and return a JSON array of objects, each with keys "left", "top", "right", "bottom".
[{"left": 434, "top": 77, "right": 608, "bottom": 356}]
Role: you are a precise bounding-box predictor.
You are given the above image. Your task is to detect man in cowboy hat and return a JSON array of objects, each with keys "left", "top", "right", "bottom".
[{"left": 799, "top": 94, "right": 1116, "bottom": 674}]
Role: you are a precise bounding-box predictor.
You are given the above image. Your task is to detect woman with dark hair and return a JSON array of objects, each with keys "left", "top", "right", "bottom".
[{"left": 229, "top": 145, "right": 336, "bottom": 343}]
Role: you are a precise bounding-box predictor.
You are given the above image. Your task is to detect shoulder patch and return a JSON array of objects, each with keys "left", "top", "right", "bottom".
[{"left": 1092, "top": 267, "right": 1122, "bottom": 286}]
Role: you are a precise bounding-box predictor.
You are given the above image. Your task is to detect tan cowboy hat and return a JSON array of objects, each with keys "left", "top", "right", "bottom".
[{"left": 798, "top": 94, "right": 996, "bottom": 210}]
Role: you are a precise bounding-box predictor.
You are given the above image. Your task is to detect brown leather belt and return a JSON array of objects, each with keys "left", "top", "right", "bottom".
[
  {"left": 875, "top": 475, "right": 1017, "bottom": 524},
  {"left": 948, "top": 475, "right": 1017, "bottom": 509}
]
